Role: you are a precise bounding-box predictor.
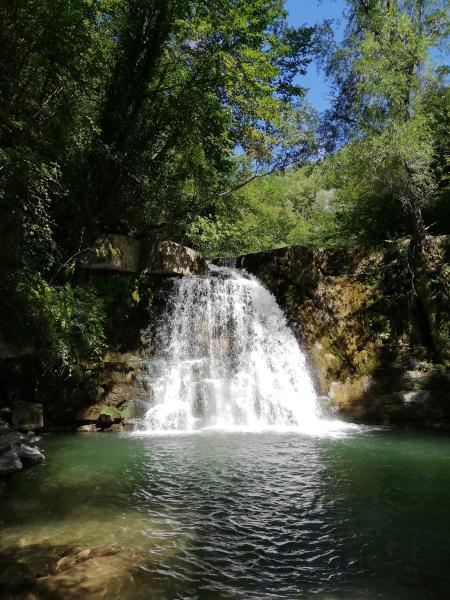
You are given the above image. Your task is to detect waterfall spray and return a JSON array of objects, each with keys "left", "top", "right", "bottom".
[{"left": 141, "top": 266, "right": 350, "bottom": 433}]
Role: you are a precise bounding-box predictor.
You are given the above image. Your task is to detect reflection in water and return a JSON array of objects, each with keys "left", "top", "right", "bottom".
[{"left": 1, "top": 430, "right": 450, "bottom": 598}]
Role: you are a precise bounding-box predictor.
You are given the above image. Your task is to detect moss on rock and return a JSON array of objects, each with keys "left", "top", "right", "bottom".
[{"left": 239, "top": 236, "right": 450, "bottom": 428}]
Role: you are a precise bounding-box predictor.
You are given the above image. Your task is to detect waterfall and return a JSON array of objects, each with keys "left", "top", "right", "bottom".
[{"left": 142, "top": 266, "right": 341, "bottom": 433}]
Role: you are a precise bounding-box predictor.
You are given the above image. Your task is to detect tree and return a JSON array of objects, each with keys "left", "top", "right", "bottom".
[
  {"left": 0, "top": 0, "right": 321, "bottom": 370},
  {"left": 323, "top": 0, "right": 450, "bottom": 255},
  {"left": 77, "top": 0, "right": 320, "bottom": 240}
]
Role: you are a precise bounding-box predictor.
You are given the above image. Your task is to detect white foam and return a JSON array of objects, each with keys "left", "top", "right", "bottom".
[{"left": 142, "top": 267, "right": 354, "bottom": 435}]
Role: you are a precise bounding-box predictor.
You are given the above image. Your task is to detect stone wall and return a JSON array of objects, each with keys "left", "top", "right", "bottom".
[{"left": 238, "top": 236, "right": 450, "bottom": 429}]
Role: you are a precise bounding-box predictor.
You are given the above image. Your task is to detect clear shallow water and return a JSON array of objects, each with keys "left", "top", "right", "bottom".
[{"left": 1, "top": 429, "right": 450, "bottom": 599}]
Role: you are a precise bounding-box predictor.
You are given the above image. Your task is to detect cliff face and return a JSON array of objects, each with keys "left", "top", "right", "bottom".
[
  {"left": 238, "top": 236, "right": 450, "bottom": 429},
  {"left": 2, "top": 237, "right": 449, "bottom": 433}
]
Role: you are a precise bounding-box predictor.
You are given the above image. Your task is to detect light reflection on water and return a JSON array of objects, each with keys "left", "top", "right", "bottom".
[{"left": 1, "top": 429, "right": 450, "bottom": 599}]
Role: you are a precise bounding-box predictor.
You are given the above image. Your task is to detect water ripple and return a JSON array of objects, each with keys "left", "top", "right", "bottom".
[{"left": 2, "top": 430, "right": 450, "bottom": 599}]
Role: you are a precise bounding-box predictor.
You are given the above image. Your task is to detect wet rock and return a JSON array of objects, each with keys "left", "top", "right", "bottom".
[
  {"left": 330, "top": 376, "right": 373, "bottom": 406},
  {"left": 16, "top": 443, "right": 44, "bottom": 465},
  {"left": 77, "top": 424, "right": 97, "bottom": 432},
  {"left": 96, "top": 413, "right": 113, "bottom": 429},
  {"left": 122, "top": 420, "right": 136, "bottom": 432},
  {"left": 105, "top": 423, "right": 123, "bottom": 433},
  {"left": 236, "top": 237, "right": 450, "bottom": 429},
  {"left": 12, "top": 401, "right": 44, "bottom": 431},
  {"left": 0, "top": 406, "right": 12, "bottom": 424},
  {"left": 0, "top": 449, "right": 23, "bottom": 476},
  {"left": 104, "top": 382, "right": 147, "bottom": 408}
]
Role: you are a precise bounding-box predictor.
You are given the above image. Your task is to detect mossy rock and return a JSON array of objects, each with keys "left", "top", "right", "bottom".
[{"left": 98, "top": 406, "right": 121, "bottom": 420}]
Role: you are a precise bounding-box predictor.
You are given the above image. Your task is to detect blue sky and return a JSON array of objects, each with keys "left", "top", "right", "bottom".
[{"left": 285, "top": 0, "right": 346, "bottom": 112}]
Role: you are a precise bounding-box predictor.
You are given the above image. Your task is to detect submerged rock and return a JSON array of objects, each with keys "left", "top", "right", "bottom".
[
  {"left": 36, "top": 545, "right": 135, "bottom": 599},
  {"left": 53, "top": 544, "right": 121, "bottom": 573}
]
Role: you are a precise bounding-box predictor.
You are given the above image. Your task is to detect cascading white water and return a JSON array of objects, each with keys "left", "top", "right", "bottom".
[{"left": 143, "top": 266, "right": 349, "bottom": 433}]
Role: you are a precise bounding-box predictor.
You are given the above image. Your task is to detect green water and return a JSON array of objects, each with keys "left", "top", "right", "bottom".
[{"left": 1, "top": 429, "right": 450, "bottom": 599}]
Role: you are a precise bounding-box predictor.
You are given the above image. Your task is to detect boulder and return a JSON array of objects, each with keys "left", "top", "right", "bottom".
[
  {"left": 0, "top": 429, "right": 44, "bottom": 476},
  {"left": 96, "top": 413, "right": 113, "bottom": 429},
  {"left": 16, "top": 443, "right": 44, "bottom": 465},
  {"left": 81, "top": 234, "right": 141, "bottom": 273},
  {"left": 144, "top": 240, "right": 208, "bottom": 277},
  {"left": 0, "top": 431, "right": 24, "bottom": 452},
  {"left": 0, "top": 450, "right": 22, "bottom": 476},
  {"left": 12, "top": 401, "right": 44, "bottom": 431}
]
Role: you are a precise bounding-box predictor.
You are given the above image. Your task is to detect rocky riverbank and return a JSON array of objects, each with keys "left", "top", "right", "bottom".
[{"left": 0, "top": 403, "right": 44, "bottom": 477}]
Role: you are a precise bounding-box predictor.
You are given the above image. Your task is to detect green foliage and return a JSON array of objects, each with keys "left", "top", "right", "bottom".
[
  {"left": 422, "top": 76, "right": 450, "bottom": 231},
  {"left": 322, "top": 116, "right": 437, "bottom": 243},
  {"left": 188, "top": 164, "right": 337, "bottom": 256},
  {"left": 75, "top": 0, "right": 320, "bottom": 238},
  {"left": 319, "top": 0, "right": 450, "bottom": 245},
  {"left": 0, "top": 0, "right": 320, "bottom": 374},
  {"left": 4, "top": 274, "right": 106, "bottom": 373}
]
